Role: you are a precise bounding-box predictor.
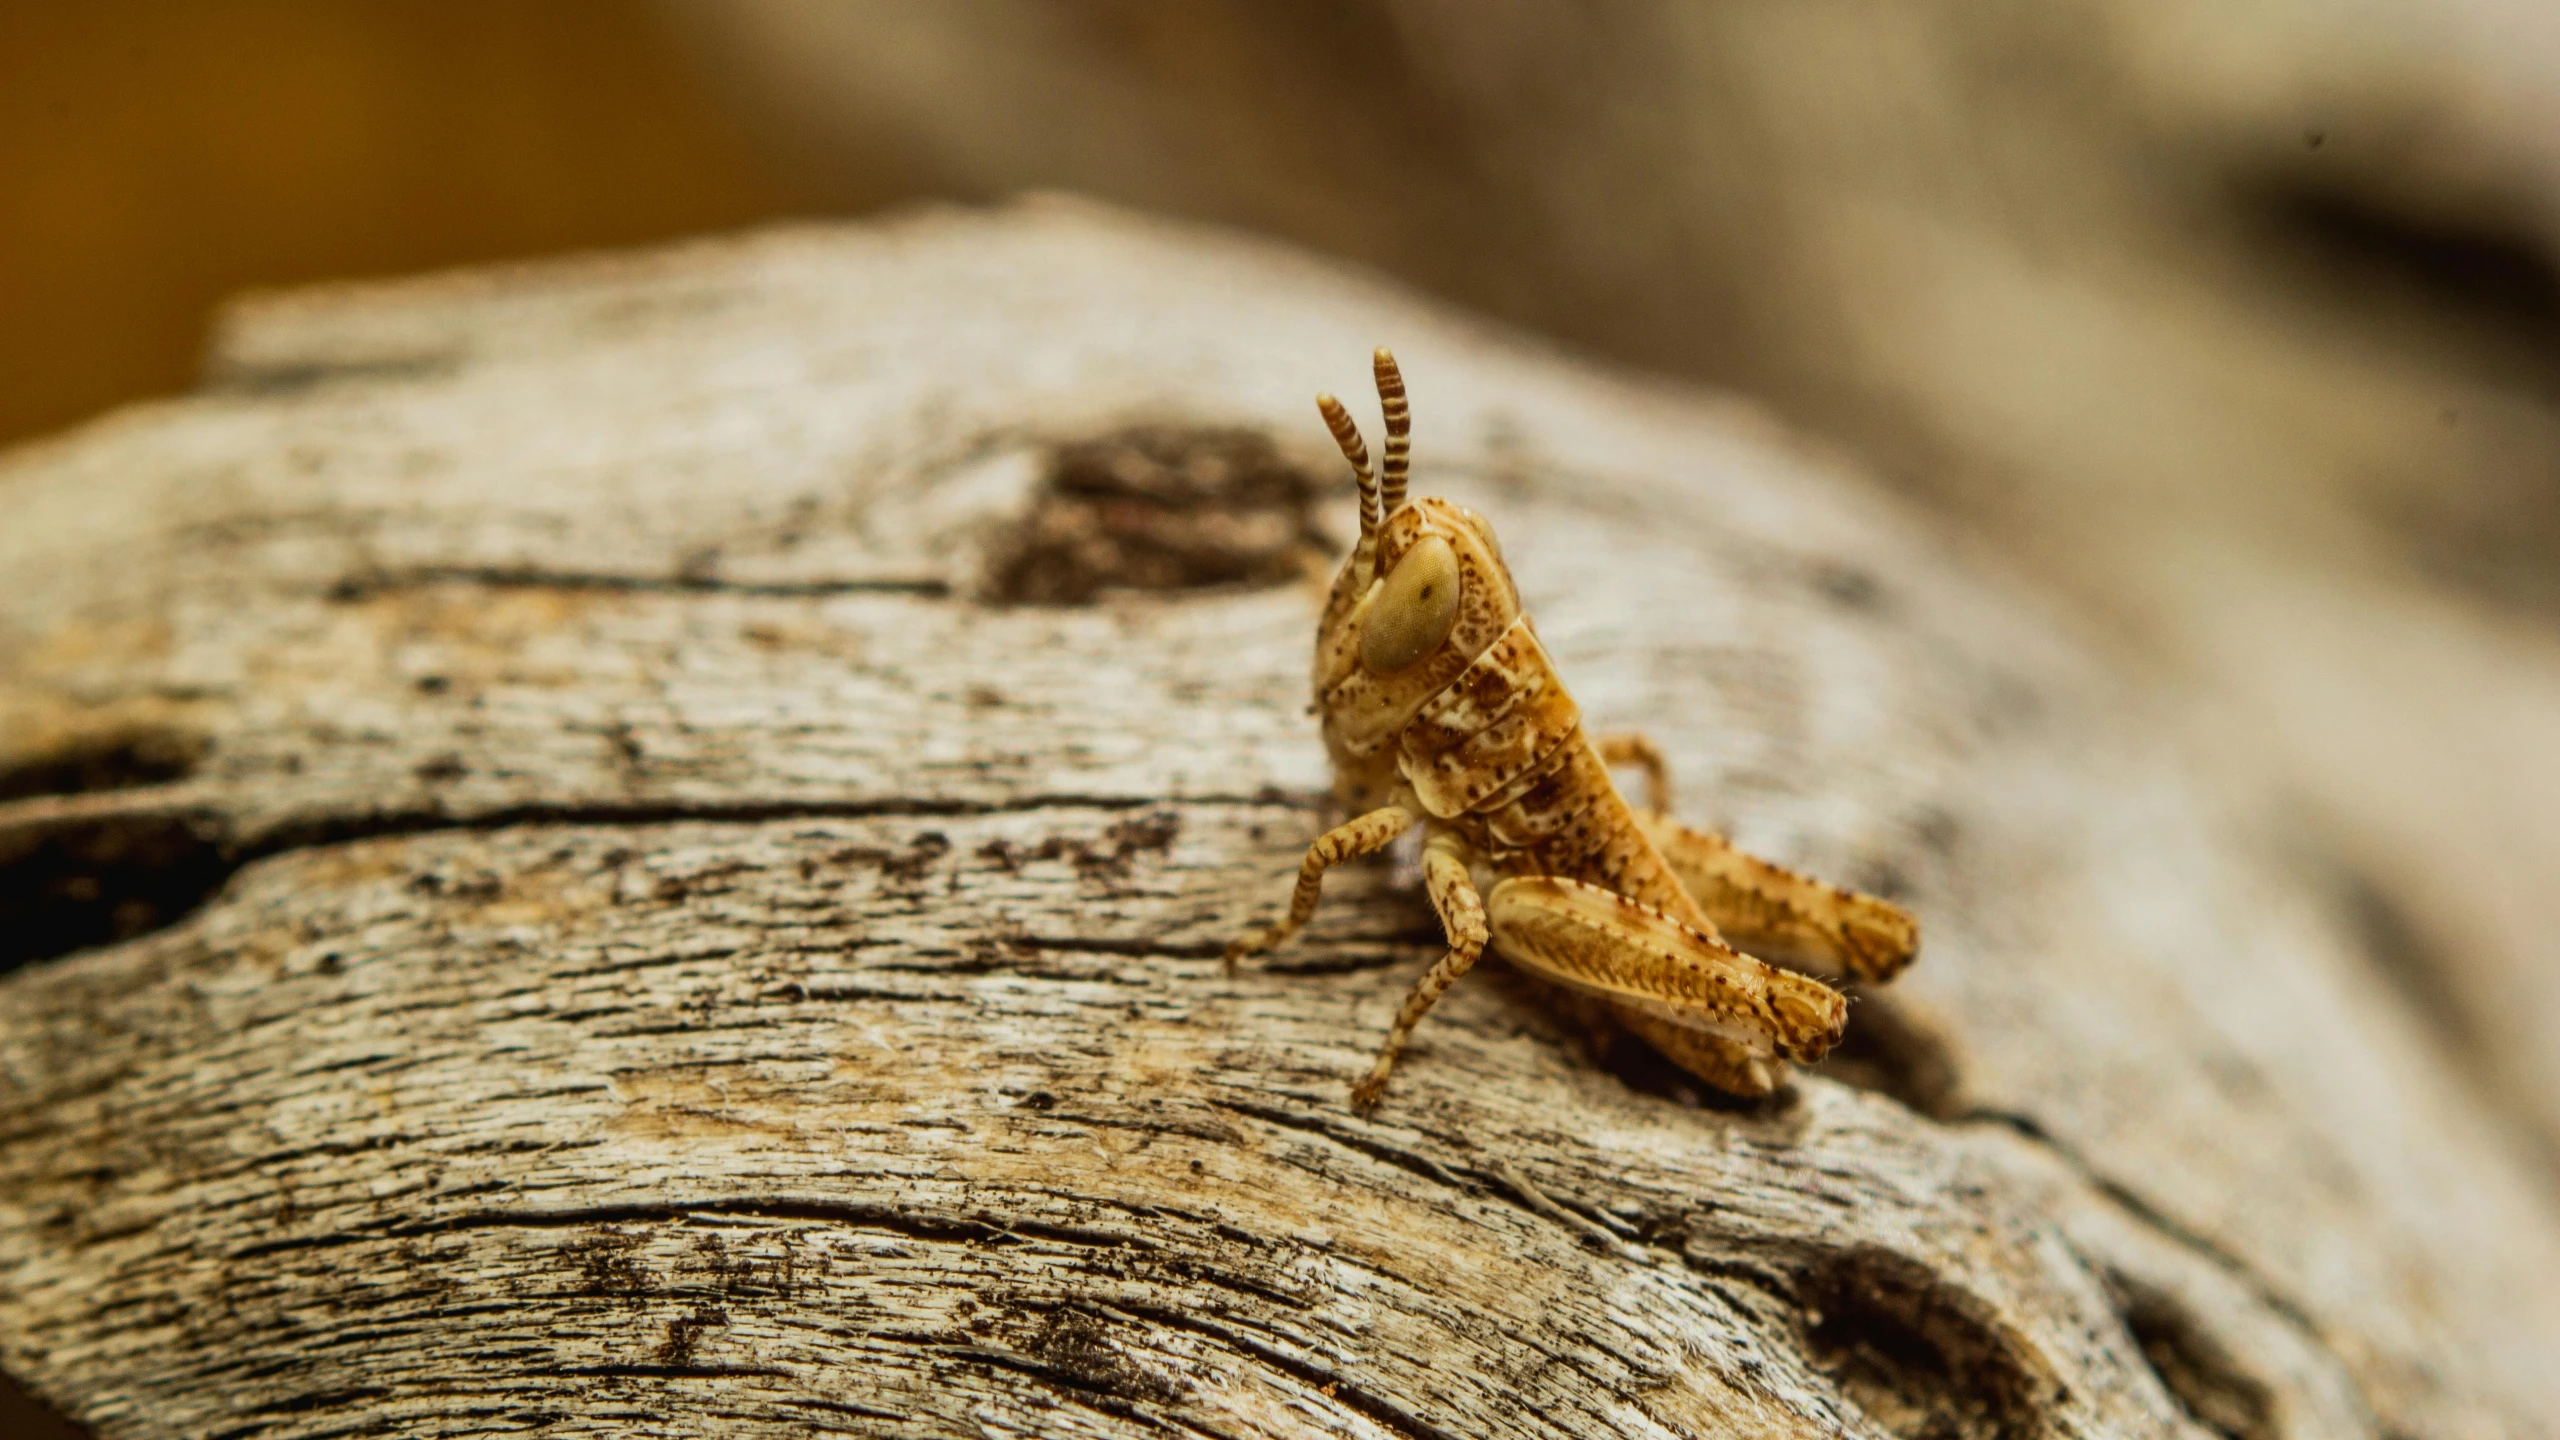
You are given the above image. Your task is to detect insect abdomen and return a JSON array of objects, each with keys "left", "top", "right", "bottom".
[{"left": 1477, "top": 741, "right": 1698, "bottom": 918}]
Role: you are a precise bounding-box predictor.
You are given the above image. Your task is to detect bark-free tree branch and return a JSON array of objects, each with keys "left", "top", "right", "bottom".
[{"left": 1, "top": 200, "right": 2552, "bottom": 1439}]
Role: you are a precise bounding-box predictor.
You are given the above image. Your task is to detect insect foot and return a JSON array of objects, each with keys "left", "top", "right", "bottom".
[{"left": 1235, "top": 348, "right": 1919, "bottom": 1109}]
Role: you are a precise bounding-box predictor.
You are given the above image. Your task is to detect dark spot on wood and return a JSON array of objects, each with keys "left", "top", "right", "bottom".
[
  {"left": 2321, "top": 860, "right": 2503, "bottom": 1108},
  {"left": 889, "top": 833, "right": 953, "bottom": 882},
  {"left": 1907, "top": 806, "right": 1962, "bottom": 856},
  {"left": 1799, "top": 1247, "right": 2055, "bottom": 1440},
  {"left": 676, "top": 546, "right": 723, "bottom": 585},
  {"left": 983, "top": 427, "right": 1330, "bottom": 604},
  {"left": 603, "top": 724, "right": 644, "bottom": 769},
  {"left": 1855, "top": 858, "right": 1916, "bottom": 904},
  {"left": 654, "top": 1308, "right": 730, "bottom": 1368},
  {"left": 0, "top": 1366, "right": 93, "bottom": 1440},
  {"left": 1015, "top": 1307, "right": 1187, "bottom": 1407},
  {"left": 2233, "top": 174, "right": 2560, "bottom": 617},
  {"left": 2241, "top": 176, "right": 2560, "bottom": 360},
  {"left": 0, "top": 726, "right": 205, "bottom": 803},
  {"left": 2105, "top": 1272, "right": 2276, "bottom": 1440},
  {"left": 413, "top": 753, "right": 467, "bottom": 785},
  {"left": 969, "top": 812, "right": 1179, "bottom": 894},
  {"left": 1103, "top": 810, "right": 1181, "bottom": 857},
  {"left": 828, "top": 833, "right": 957, "bottom": 896},
  {"left": 567, "top": 1226, "right": 656, "bottom": 1307},
  {"left": 0, "top": 808, "right": 231, "bottom": 973},
  {"left": 412, "top": 674, "right": 451, "bottom": 695},
  {"left": 1815, "top": 562, "right": 1885, "bottom": 611}
]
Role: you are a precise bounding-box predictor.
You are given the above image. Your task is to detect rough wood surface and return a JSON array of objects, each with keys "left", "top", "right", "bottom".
[
  {"left": 1, "top": 199, "right": 2555, "bottom": 1440},
  {"left": 683, "top": 1, "right": 2560, "bottom": 1180}
]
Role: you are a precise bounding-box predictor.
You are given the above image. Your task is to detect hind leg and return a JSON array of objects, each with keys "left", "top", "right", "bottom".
[
  {"left": 1610, "top": 1007, "right": 1786, "bottom": 1097},
  {"left": 1482, "top": 874, "right": 1846, "bottom": 1100},
  {"left": 1634, "top": 813, "right": 1918, "bottom": 982}
]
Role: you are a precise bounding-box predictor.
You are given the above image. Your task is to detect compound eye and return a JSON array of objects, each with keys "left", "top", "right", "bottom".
[
  {"left": 1460, "top": 508, "right": 1501, "bottom": 562},
  {"left": 1361, "top": 535, "right": 1463, "bottom": 673}
]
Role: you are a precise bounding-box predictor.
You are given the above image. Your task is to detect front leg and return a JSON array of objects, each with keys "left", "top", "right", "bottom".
[
  {"left": 1634, "top": 812, "right": 1918, "bottom": 982},
  {"left": 1225, "top": 803, "right": 1415, "bottom": 973},
  {"left": 1483, "top": 875, "right": 1847, "bottom": 1096},
  {"left": 1351, "top": 832, "right": 1489, "bottom": 1111}
]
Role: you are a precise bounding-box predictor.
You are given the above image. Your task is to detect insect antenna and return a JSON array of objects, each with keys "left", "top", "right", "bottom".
[
  {"left": 1374, "top": 347, "right": 1411, "bottom": 519},
  {"left": 1315, "top": 391, "right": 1380, "bottom": 540}
]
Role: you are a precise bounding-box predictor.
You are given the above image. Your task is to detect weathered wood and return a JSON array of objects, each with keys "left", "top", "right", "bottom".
[
  {"left": 0, "top": 199, "right": 2554, "bottom": 1439},
  {"left": 681, "top": 1, "right": 2560, "bottom": 1181}
]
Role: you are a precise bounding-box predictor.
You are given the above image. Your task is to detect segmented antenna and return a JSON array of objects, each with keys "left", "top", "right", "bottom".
[
  {"left": 1374, "top": 348, "right": 1411, "bottom": 519},
  {"left": 1315, "top": 391, "right": 1379, "bottom": 536}
]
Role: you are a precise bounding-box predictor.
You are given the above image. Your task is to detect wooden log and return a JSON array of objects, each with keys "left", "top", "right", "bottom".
[{"left": 0, "top": 198, "right": 2552, "bottom": 1439}]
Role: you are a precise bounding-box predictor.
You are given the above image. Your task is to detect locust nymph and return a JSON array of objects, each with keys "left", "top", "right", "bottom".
[{"left": 1230, "top": 349, "right": 1921, "bottom": 1110}]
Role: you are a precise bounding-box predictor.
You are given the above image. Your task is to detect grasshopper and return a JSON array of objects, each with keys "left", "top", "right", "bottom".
[{"left": 1229, "top": 349, "right": 1920, "bottom": 1110}]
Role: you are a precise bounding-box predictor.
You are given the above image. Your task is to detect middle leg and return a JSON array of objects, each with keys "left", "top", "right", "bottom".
[
  {"left": 1593, "top": 731, "right": 1672, "bottom": 816},
  {"left": 1351, "top": 832, "right": 1490, "bottom": 1110}
]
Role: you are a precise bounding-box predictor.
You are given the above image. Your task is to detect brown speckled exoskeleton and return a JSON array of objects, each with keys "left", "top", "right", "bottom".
[{"left": 1229, "top": 349, "right": 1920, "bottom": 1110}]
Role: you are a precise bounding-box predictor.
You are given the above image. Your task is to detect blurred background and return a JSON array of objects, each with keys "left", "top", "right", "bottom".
[
  {"left": 4, "top": 5, "right": 2558, "bottom": 1404},
  {"left": 0, "top": 1, "right": 850, "bottom": 449}
]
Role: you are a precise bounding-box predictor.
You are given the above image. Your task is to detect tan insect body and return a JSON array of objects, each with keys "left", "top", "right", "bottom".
[{"left": 1231, "top": 349, "right": 1921, "bottom": 1109}]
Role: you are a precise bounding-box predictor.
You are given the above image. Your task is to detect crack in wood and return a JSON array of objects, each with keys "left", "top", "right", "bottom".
[
  {"left": 1962, "top": 1107, "right": 2382, "bottom": 1435},
  {"left": 0, "top": 791, "right": 1307, "bottom": 974}
]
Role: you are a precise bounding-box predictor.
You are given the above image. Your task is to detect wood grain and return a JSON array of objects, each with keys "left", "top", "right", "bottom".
[{"left": 0, "top": 199, "right": 2552, "bottom": 1439}]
